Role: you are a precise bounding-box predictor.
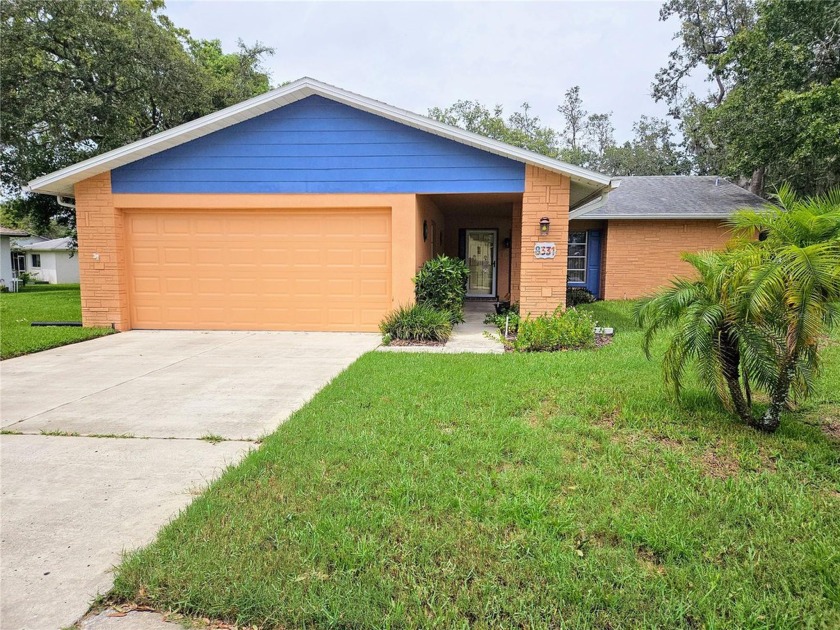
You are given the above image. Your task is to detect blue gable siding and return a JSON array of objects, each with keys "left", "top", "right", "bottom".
[{"left": 111, "top": 96, "right": 526, "bottom": 194}]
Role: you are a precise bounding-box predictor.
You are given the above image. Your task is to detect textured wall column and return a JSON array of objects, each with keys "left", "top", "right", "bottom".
[
  {"left": 510, "top": 200, "right": 522, "bottom": 303},
  {"left": 74, "top": 172, "right": 130, "bottom": 330},
  {"left": 519, "top": 165, "right": 570, "bottom": 315}
]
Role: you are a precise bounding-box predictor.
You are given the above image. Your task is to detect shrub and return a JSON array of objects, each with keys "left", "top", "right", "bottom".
[
  {"left": 512, "top": 307, "right": 595, "bottom": 352},
  {"left": 484, "top": 302, "right": 520, "bottom": 336},
  {"left": 414, "top": 255, "right": 469, "bottom": 324},
  {"left": 566, "top": 286, "right": 597, "bottom": 307},
  {"left": 379, "top": 304, "right": 452, "bottom": 343}
]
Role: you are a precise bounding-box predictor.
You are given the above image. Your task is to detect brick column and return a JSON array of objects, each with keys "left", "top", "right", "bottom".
[
  {"left": 519, "top": 165, "right": 570, "bottom": 315},
  {"left": 74, "top": 172, "right": 130, "bottom": 330}
]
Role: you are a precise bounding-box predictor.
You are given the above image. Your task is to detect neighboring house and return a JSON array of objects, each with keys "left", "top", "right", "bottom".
[
  {"left": 1, "top": 226, "right": 30, "bottom": 289},
  {"left": 569, "top": 175, "right": 767, "bottom": 300},
  {"left": 27, "top": 78, "right": 764, "bottom": 332},
  {"left": 14, "top": 237, "right": 80, "bottom": 284}
]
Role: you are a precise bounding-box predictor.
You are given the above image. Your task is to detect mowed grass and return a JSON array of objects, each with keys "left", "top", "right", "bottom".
[
  {"left": 0, "top": 284, "right": 114, "bottom": 359},
  {"left": 113, "top": 301, "right": 840, "bottom": 628}
]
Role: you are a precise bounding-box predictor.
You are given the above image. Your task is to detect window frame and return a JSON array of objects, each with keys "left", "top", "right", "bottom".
[
  {"left": 31, "top": 253, "right": 41, "bottom": 268},
  {"left": 567, "top": 230, "right": 587, "bottom": 284}
]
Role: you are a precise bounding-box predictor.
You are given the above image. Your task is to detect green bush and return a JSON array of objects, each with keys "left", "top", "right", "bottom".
[
  {"left": 413, "top": 255, "right": 469, "bottom": 324},
  {"left": 512, "top": 307, "right": 595, "bottom": 352},
  {"left": 379, "top": 304, "right": 452, "bottom": 343},
  {"left": 484, "top": 302, "right": 520, "bottom": 336},
  {"left": 566, "top": 286, "right": 597, "bottom": 307}
]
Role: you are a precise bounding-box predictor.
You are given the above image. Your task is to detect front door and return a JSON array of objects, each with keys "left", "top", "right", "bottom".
[{"left": 465, "top": 230, "right": 497, "bottom": 297}]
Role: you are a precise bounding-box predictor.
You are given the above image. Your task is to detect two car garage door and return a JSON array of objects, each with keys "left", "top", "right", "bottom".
[{"left": 125, "top": 209, "right": 391, "bottom": 332}]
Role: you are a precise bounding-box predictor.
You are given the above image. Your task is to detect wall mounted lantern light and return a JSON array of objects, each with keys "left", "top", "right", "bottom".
[{"left": 539, "top": 216, "right": 550, "bottom": 235}]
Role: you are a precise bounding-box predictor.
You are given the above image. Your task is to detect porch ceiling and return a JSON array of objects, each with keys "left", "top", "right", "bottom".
[{"left": 424, "top": 193, "right": 518, "bottom": 216}]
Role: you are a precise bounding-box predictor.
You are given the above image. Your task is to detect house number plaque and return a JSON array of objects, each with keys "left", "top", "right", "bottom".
[{"left": 533, "top": 242, "right": 557, "bottom": 259}]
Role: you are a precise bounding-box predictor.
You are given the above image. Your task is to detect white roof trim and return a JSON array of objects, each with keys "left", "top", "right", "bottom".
[
  {"left": 569, "top": 194, "right": 607, "bottom": 219},
  {"left": 27, "top": 78, "right": 611, "bottom": 197}
]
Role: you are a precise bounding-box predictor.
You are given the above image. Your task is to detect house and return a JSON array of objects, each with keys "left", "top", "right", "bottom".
[
  {"left": 569, "top": 175, "right": 767, "bottom": 300},
  {"left": 14, "top": 237, "right": 80, "bottom": 284},
  {"left": 27, "top": 78, "right": 765, "bottom": 332},
  {"left": 1, "top": 226, "right": 30, "bottom": 289}
]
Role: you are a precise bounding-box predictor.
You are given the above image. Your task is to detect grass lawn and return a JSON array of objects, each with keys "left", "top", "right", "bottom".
[
  {"left": 0, "top": 284, "right": 114, "bottom": 359},
  {"left": 113, "top": 301, "right": 839, "bottom": 628}
]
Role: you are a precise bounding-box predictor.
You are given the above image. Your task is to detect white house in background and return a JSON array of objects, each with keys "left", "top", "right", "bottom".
[
  {"left": 15, "top": 237, "right": 80, "bottom": 284},
  {"left": 1, "top": 225, "right": 30, "bottom": 289}
]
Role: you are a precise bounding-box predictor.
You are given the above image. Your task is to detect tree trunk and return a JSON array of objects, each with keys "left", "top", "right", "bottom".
[
  {"left": 749, "top": 166, "right": 766, "bottom": 196},
  {"left": 753, "top": 353, "right": 795, "bottom": 433},
  {"left": 719, "top": 327, "right": 754, "bottom": 425}
]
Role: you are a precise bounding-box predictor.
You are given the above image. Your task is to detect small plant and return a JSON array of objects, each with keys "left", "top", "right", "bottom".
[
  {"left": 200, "top": 434, "right": 226, "bottom": 444},
  {"left": 380, "top": 303, "right": 452, "bottom": 343},
  {"left": 485, "top": 302, "right": 520, "bottom": 336},
  {"left": 413, "top": 255, "right": 470, "bottom": 324},
  {"left": 17, "top": 271, "right": 35, "bottom": 288},
  {"left": 512, "top": 307, "right": 595, "bottom": 352},
  {"left": 566, "top": 287, "right": 597, "bottom": 307}
]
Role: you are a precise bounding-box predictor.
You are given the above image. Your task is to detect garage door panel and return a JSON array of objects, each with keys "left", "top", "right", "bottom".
[{"left": 126, "top": 209, "right": 391, "bottom": 331}]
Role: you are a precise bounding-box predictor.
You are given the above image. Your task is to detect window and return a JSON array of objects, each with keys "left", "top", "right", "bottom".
[
  {"left": 31, "top": 254, "right": 41, "bottom": 268},
  {"left": 567, "top": 231, "right": 587, "bottom": 283}
]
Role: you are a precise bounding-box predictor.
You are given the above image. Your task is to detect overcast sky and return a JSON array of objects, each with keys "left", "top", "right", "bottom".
[{"left": 164, "top": 1, "right": 709, "bottom": 143}]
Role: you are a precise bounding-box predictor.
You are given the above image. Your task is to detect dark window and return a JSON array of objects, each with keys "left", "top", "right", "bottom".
[
  {"left": 567, "top": 231, "right": 587, "bottom": 283},
  {"left": 31, "top": 254, "right": 41, "bottom": 268}
]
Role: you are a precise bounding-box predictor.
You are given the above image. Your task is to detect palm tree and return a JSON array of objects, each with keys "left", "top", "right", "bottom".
[
  {"left": 636, "top": 185, "right": 840, "bottom": 433},
  {"left": 634, "top": 250, "right": 758, "bottom": 425},
  {"left": 728, "top": 184, "right": 840, "bottom": 431}
]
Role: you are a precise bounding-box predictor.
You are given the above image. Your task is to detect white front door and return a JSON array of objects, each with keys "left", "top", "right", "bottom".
[{"left": 465, "top": 230, "right": 497, "bottom": 297}]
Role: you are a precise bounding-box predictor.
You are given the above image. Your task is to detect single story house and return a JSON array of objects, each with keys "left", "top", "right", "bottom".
[
  {"left": 13, "top": 237, "right": 80, "bottom": 284},
  {"left": 1, "top": 226, "right": 30, "bottom": 289},
  {"left": 28, "top": 78, "right": 765, "bottom": 332}
]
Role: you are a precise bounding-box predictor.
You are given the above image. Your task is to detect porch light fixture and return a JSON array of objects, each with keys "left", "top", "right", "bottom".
[{"left": 539, "top": 216, "right": 550, "bottom": 235}]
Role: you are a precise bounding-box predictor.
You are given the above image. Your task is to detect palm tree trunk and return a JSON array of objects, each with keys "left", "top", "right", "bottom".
[
  {"left": 719, "top": 327, "right": 754, "bottom": 425},
  {"left": 754, "top": 353, "right": 795, "bottom": 433}
]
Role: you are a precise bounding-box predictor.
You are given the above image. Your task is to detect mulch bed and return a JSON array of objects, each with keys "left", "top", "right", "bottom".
[{"left": 386, "top": 339, "right": 446, "bottom": 347}]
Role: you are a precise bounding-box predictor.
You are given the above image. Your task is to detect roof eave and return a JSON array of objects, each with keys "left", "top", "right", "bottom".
[{"left": 574, "top": 213, "right": 733, "bottom": 220}]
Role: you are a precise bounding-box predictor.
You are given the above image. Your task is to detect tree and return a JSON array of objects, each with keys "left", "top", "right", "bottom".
[
  {"left": 635, "top": 250, "right": 760, "bottom": 425},
  {"left": 653, "top": 0, "right": 840, "bottom": 196},
  {"left": 428, "top": 100, "right": 560, "bottom": 157},
  {"left": 636, "top": 185, "right": 840, "bottom": 432},
  {"left": 431, "top": 90, "right": 689, "bottom": 176},
  {"left": 557, "top": 86, "right": 587, "bottom": 151},
  {"left": 601, "top": 116, "right": 691, "bottom": 176},
  {"left": 728, "top": 185, "right": 840, "bottom": 431},
  {"left": 0, "top": 0, "right": 274, "bottom": 233}
]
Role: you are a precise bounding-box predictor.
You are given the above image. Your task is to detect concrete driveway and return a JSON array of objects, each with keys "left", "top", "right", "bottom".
[{"left": 0, "top": 330, "right": 378, "bottom": 630}]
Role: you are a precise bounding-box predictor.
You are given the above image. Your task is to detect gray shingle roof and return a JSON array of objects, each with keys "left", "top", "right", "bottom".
[
  {"left": 0, "top": 225, "right": 29, "bottom": 237},
  {"left": 572, "top": 176, "right": 768, "bottom": 219}
]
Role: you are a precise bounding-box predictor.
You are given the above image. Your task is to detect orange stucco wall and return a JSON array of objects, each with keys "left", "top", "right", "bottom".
[
  {"left": 74, "top": 172, "right": 419, "bottom": 330},
  {"left": 602, "top": 219, "right": 732, "bottom": 300},
  {"left": 415, "top": 196, "right": 445, "bottom": 270},
  {"left": 518, "top": 165, "right": 570, "bottom": 315}
]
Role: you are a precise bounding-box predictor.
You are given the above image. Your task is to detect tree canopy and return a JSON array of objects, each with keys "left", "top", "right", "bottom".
[
  {"left": 654, "top": 0, "right": 840, "bottom": 196},
  {"left": 0, "top": 0, "right": 274, "bottom": 232}
]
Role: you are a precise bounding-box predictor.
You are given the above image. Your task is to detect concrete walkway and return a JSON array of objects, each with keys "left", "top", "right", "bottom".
[
  {"left": 0, "top": 330, "right": 379, "bottom": 629},
  {"left": 379, "top": 301, "right": 505, "bottom": 354}
]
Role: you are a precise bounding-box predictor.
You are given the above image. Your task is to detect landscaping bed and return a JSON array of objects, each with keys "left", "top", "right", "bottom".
[
  {"left": 0, "top": 284, "right": 114, "bottom": 359},
  {"left": 111, "top": 301, "right": 840, "bottom": 628}
]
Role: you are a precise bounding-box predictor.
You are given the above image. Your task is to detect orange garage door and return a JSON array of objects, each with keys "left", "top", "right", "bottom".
[{"left": 125, "top": 209, "right": 391, "bottom": 331}]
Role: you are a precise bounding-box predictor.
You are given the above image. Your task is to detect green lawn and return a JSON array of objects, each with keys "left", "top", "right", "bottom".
[
  {"left": 113, "top": 301, "right": 839, "bottom": 628},
  {"left": 0, "top": 284, "right": 114, "bottom": 359}
]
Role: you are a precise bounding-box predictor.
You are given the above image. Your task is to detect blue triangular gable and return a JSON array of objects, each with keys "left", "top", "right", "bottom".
[{"left": 112, "top": 96, "right": 525, "bottom": 194}]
